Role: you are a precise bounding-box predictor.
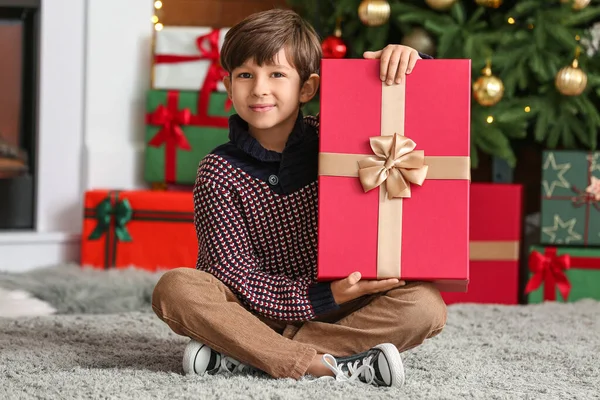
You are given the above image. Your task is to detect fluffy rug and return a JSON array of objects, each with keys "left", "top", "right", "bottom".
[
  {"left": 0, "top": 265, "right": 160, "bottom": 315},
  {"left": 1, "top": 265, "right": 599, "bottom": 400}
]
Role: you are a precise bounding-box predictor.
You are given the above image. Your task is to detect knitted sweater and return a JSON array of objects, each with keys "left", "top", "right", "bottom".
[{"left": 193, "top": 112, "right": 338, "bottom": 322}]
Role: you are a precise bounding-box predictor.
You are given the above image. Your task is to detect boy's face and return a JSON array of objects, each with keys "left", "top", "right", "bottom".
[{"left": 223, "top": 48, "right": 319, "bottom": 138}]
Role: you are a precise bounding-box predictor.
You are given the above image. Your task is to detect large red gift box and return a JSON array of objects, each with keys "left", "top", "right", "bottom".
[
  {"left": 317, "top": 59, "right": 471, "bottom": 291},
  {"left": 441, "top": 183, "right": 523, "bottom": 305},
  {"left": 81, "top": 190, "right": 197, "bottom": 272}
]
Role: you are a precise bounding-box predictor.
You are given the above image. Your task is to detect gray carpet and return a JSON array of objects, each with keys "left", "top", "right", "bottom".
[{"left": 1, "top": 265, "right": 599, "bottom": 400}]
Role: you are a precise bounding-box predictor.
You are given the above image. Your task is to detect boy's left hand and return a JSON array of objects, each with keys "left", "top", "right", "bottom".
[{"left": 364, "top": 45, "right": 421, "bottom": 86}]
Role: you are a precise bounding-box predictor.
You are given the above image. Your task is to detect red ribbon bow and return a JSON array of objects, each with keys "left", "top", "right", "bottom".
[
  {"left": 525, "top": 247, "right": 571, "bottom": 301},
  {"left": 196, "top": 30, "right": 220, "bottom": 62},
  {"left": 146, "top": 91, "right": 192, "bottom": 182},
  {"left": 147, "top": 104, "right": 192, "bottom": 151}
]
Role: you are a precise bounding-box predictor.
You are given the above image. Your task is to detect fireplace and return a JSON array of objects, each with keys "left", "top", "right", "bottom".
[{"left": 0, "top": 0, "right": 39, "bottom": 230}]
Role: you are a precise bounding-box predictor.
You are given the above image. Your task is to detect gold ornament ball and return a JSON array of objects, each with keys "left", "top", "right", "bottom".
[
  {"left": 475, "top": 0, "right": 503, "bottom": 8},
  {"left": 561, "top": 0, "right": 590, "bottom": 10},
  {"left": 473, "top": 66, "right": 504, "bottom": 106},
  {"left": 555, "top": 60, "right": 588, "bottom": 96},
  {"left": 425, "top": 0, "right": 457, "bottom": 11},
  {"left": 358, "top": 0, "right": 391, "bottom": 27},
  {"left": 573, "top": 0, "right": 591, "bottom": 10},
  {"left": 401, "top": 28, "right": 436, "bottom": 56}
]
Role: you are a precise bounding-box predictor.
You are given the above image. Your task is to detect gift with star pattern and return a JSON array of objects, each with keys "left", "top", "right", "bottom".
[{"left": 540, "top": 151, "right": 600, "bottom": 247}]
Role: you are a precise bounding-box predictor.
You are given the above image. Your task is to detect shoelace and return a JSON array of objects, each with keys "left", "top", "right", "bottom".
[
  {"left": 219, "top": 355, "right": 250, "bottom": 374},
  {"left": 218, "top": 355, "right": 269, "bottom": 377},
  {"left": 321, "top": 354, "right": 376, "bottom": 385}
]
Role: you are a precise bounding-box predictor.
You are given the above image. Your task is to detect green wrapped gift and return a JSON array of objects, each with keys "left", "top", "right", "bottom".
[
  {"left": 144, "top": 89, "right": 235, "bottom": 184},
  {"left": 526, "top": 245, "right": 600, "bottom": 303},
  {"left": 540, "top": 150, "right": 600, "bottom": 246}
]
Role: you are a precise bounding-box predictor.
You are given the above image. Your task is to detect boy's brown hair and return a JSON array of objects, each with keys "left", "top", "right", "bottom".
[{"left": 220, "top": 9, "right": 322, "bottom": 84}]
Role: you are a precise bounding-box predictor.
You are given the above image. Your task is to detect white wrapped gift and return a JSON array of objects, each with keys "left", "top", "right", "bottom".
[{"left": 152, "top": 26, "right": 230, "bottom": 91}]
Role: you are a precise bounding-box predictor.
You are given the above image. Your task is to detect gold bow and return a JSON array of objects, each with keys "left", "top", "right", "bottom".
[{"left": 357, "top": 133, "right": 428, "bottom": 199}]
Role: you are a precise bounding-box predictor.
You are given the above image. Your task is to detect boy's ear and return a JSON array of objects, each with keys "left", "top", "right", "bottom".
[
  {"left": 299, "top": 73, "right": 320, "bottom": 103},
  {"left": 223, "top": 75, "right": 232, "bottom": 99}
]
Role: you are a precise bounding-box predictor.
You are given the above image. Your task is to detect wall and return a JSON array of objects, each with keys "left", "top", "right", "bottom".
[{"left": 82, "top": 0, "right": 154, "bottom": 190}]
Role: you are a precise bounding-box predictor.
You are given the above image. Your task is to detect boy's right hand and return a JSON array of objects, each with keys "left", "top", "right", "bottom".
[{"left": 331, "top": 272, "right": 406, "bottom": 305}]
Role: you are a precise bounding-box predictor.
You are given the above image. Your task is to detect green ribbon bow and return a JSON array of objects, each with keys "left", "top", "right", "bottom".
[{"left": 87, "top": 194, "right": 133, "bottom": 242}]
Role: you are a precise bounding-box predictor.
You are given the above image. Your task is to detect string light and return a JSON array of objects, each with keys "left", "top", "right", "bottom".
[
  {"left": 487, "top": 116, "right": 494, "bottom": 123},
  {"left": 508, "top": 17, "right": 515, "bottom": 24},
  {"left": 153, "top": 1, "right": 164, "bottom": 31},
  {"left": 524, "top": 106, "right": 531, "bottom": 112}
]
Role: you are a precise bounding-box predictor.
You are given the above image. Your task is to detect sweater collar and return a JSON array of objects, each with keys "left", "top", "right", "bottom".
[{"left": 228, "top": 111, "right": 307, "bottom": 162}]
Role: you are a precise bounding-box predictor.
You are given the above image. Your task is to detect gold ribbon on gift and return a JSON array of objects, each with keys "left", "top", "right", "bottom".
[
  {"left": 469, "top": 241, "right": 520, "bottom": 261},
  {"left": 319, "top": 82, "right": 471, "bottom": 278},
  {"left": 357, "top": 134, "right": 428, "bottom": 199}
]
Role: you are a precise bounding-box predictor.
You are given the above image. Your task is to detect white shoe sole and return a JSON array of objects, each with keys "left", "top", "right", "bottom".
[
  {"left": 182, "top": 340, "right": 204, "bottom": 375},
  {"left": 373, "top": 343, "right": 405, "bottom": 387}
]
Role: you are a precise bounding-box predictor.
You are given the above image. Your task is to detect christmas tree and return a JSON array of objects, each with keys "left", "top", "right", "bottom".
[{"left": 286, "top": 0, "right": 600, "bottom": 168}]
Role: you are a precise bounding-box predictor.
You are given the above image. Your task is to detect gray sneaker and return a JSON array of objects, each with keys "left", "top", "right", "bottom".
[
  {"left": 321, "top": 343, "right": 405, "bottom": 387},
  {"left": 182, "top": 340, "right": 258, "bottom": 376}
]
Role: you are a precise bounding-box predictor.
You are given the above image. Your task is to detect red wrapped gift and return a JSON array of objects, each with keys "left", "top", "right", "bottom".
[
  {"left": 317, "top": 59, "right": 471, "bottom": 291},
  {"left": 81, "top": 190, "right": 197, "bottom": 272},
  {"left": 441, "top": 183, "right": 523, "bottom": 305}
]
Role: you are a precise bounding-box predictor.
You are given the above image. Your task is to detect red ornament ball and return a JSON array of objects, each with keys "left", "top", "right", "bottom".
[{"left": 322, "top": 35, "right": 347, "bottom": 59}]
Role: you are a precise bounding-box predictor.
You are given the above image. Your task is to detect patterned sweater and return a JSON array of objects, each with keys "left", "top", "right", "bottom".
[{"left": 193, "top": 112, "right": 338, "bottom": 322}]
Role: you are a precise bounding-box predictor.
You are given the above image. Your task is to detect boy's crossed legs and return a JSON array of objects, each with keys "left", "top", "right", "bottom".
[{"left": 151, "top": 268, "right": 447, "bottom": 386}]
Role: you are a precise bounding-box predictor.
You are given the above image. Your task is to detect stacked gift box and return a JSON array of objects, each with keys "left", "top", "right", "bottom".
[
  {"left": 80, "top": 26, "right": 234, "bottom": 272},
  {"left": 147, "top": 26, "right": 235, "bottom": 186},
  {"left": 525, "top": 150, "right": 600, "bottom": 303}
]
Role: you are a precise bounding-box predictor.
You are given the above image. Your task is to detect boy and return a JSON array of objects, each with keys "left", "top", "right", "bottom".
[{"left": 152, "top": 8, "right": 447, "bottom": 388}]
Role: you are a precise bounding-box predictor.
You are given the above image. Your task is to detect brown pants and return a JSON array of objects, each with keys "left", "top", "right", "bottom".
[{"left": 151, "top": 268, "right": 447, "bottom": 380}]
